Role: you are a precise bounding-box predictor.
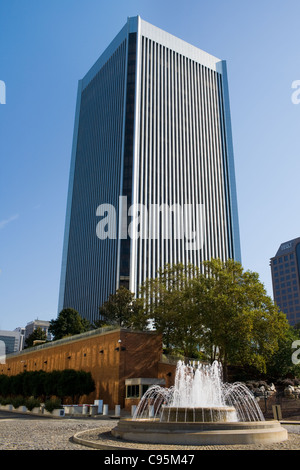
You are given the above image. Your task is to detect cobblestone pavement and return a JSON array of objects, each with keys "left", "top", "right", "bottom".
[
  {"left": 0, "top": 411, "right": 102, "bottom": 450},
  {"left": 0, "top": 411, "right": 300, "bottom": 451}
]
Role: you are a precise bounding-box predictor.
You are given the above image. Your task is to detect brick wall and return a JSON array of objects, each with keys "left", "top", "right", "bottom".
[{"left": 0, "top": 328, "right": 163, "bottom": 409}]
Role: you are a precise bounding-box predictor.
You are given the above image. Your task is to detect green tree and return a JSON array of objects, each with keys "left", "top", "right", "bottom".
[
  {"left": 140, "top": 259, "right": 290, "bottom": 378},
  {"left": 97, "top": 286, "right": 149, "bottom": 330},
  {"left": 49, "top": 308, "right": 91, "bottom": 341},
  {"left": 193, "top": 258, "right": 290, "bottom": 380},
  {"left": 266, "top": 325, "right": 300, "bottom": 380},
  {"left": 140, "top": 263, "right": 202, "bottom": 357},
  {"left": 25, "top": 327, "right": 48, "bottom": 348}
]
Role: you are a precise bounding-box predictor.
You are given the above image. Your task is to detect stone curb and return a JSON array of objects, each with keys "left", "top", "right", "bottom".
[
  {"left": 71, "top": 421, "right": 300, "bottom": 450},
  {"left": 71, "top": 428, "right": 134, "bottom": 450}
]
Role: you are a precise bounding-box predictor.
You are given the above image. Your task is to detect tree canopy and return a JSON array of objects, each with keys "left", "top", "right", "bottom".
[
  {"left": 140, "top": 263, "right": 201, "bottom": 358},
  {"left": 25, "top": 327, "right": 48, "bottom": 348},
  {"left": 194, "top": 258, "right": 289, "bottom": 379},
  {"left": 96, "top": 286, "right": 149, "bottom": 330},
  {"left": 139, "top": 259, "right": 290, "bottom": 380},
  {"left": 49, "top": 308, "right": 91, "bottom": 341}
]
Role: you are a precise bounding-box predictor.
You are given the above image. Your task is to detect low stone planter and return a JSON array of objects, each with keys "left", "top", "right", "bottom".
[
  {"left": 1, "top": 402, "right": 66, "bottom": 417},
  {"left": 1, "top": 404, "right": 13, "bottom": 411},
  {"left": 30, "top": 407, "right": 42, "bottom": 414},
  {"left": 44, "top": 408, "right": 65, "bottom": 417},
  {"left": 52, "top": 408, "right": 65, "bottom": 417},
  {"left": 17, "top": 406, "right": 28, "bottom": 413}
]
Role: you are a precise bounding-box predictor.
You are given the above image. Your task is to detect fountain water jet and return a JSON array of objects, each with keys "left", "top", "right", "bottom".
[
  {"left": 112, "top": 360, "right": 288, "bottom": 445},
  {"left": 133, "top": 361, "right": 264, "bottom": 423}
]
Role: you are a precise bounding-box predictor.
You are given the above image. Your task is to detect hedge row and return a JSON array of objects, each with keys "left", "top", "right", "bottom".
[{"left": 0, "top": 369, "right": 95, "bottom": 402}]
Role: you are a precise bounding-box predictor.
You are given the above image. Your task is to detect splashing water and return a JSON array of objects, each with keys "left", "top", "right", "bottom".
[
  {"left": 171, "top": 360, "right": 224, "bottom": 408},
  {"left": 133, "top": 360, "right": 264, "bottom": 422}
]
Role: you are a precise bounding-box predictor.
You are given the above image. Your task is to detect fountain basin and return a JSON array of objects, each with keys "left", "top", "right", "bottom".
[
  {"left": 112, "top": 419, "right": 288, "bottom": 445},
  {"left": 160, "top": 405, "right": 237, "bottom": 423},
  {"left": 117, "top": 360, "right": 288, "bottom": 445}
]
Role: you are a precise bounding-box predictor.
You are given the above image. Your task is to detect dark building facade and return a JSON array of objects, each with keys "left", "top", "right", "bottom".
[
  {"left": 58, "top": 16, "right": 241, "bottom": 323},
  {"left": 270, "top": 237, "right": 300, "bottom": 326}
]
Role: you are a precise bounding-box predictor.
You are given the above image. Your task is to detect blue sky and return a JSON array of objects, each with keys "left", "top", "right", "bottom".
[{"left": 0, "top": 0, "right": 299, "bottom": 331}]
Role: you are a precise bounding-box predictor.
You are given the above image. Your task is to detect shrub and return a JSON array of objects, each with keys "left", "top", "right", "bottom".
[
  {"left": 25, "top": 397, "right": 41, "bottom": 411},
  {"left": 0, "top": 369, "right": 95, "bottom": 403},
  {"left": 45, "top": 398, "right": 61, "bottom": 412},
  {"left": 0, "top": 375, "right": 10, "bottom": 396},
  {"left": 0, "top": 396, "right": 10, "bottom": 405},
  {"left": 11, "top": 395, "right": 25, "bottom": 409}
]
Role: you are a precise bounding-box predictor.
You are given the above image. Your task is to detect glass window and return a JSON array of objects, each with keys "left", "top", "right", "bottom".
[{"left": 126, "top": 385, "right": 140, "bottom": 398}]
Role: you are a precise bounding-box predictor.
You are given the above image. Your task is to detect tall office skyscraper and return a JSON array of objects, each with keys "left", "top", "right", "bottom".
[
  {"left": 58, "top": 16, "right": 241, "bottom": 323},
  {"left": 270, "top": 237, "right": 300, "bottom": 326}
]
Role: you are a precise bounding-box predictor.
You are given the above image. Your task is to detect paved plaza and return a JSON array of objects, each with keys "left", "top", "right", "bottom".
[{"left": 0, "top": 411, "right": 300, "bottom": 451}]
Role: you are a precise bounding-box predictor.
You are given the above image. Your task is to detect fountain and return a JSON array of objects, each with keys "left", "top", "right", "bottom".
[{"left": 112, "top": 360, "right": 288, "bottom": 445}]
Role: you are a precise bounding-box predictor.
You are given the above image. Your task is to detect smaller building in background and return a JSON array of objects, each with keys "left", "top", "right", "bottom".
[
  {"left": 270, "top": 237, "right": 300, "bottom": 326},
  {"left": 0, "top": 329, "right": 24, "bottom": 357},
  {"left": 14, "top": 327, "right": 25, "bottom": 350},
  {"left": 25, "top": 319, "right": 51, "bottom": 342},
  {"left": 0, "top": 327, "right": 174, "bottom": 410}
]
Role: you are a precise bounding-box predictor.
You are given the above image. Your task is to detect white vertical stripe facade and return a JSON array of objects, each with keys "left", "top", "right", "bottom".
[{"left": 130, "top": 31, "right": 233, "bottom": 295}]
